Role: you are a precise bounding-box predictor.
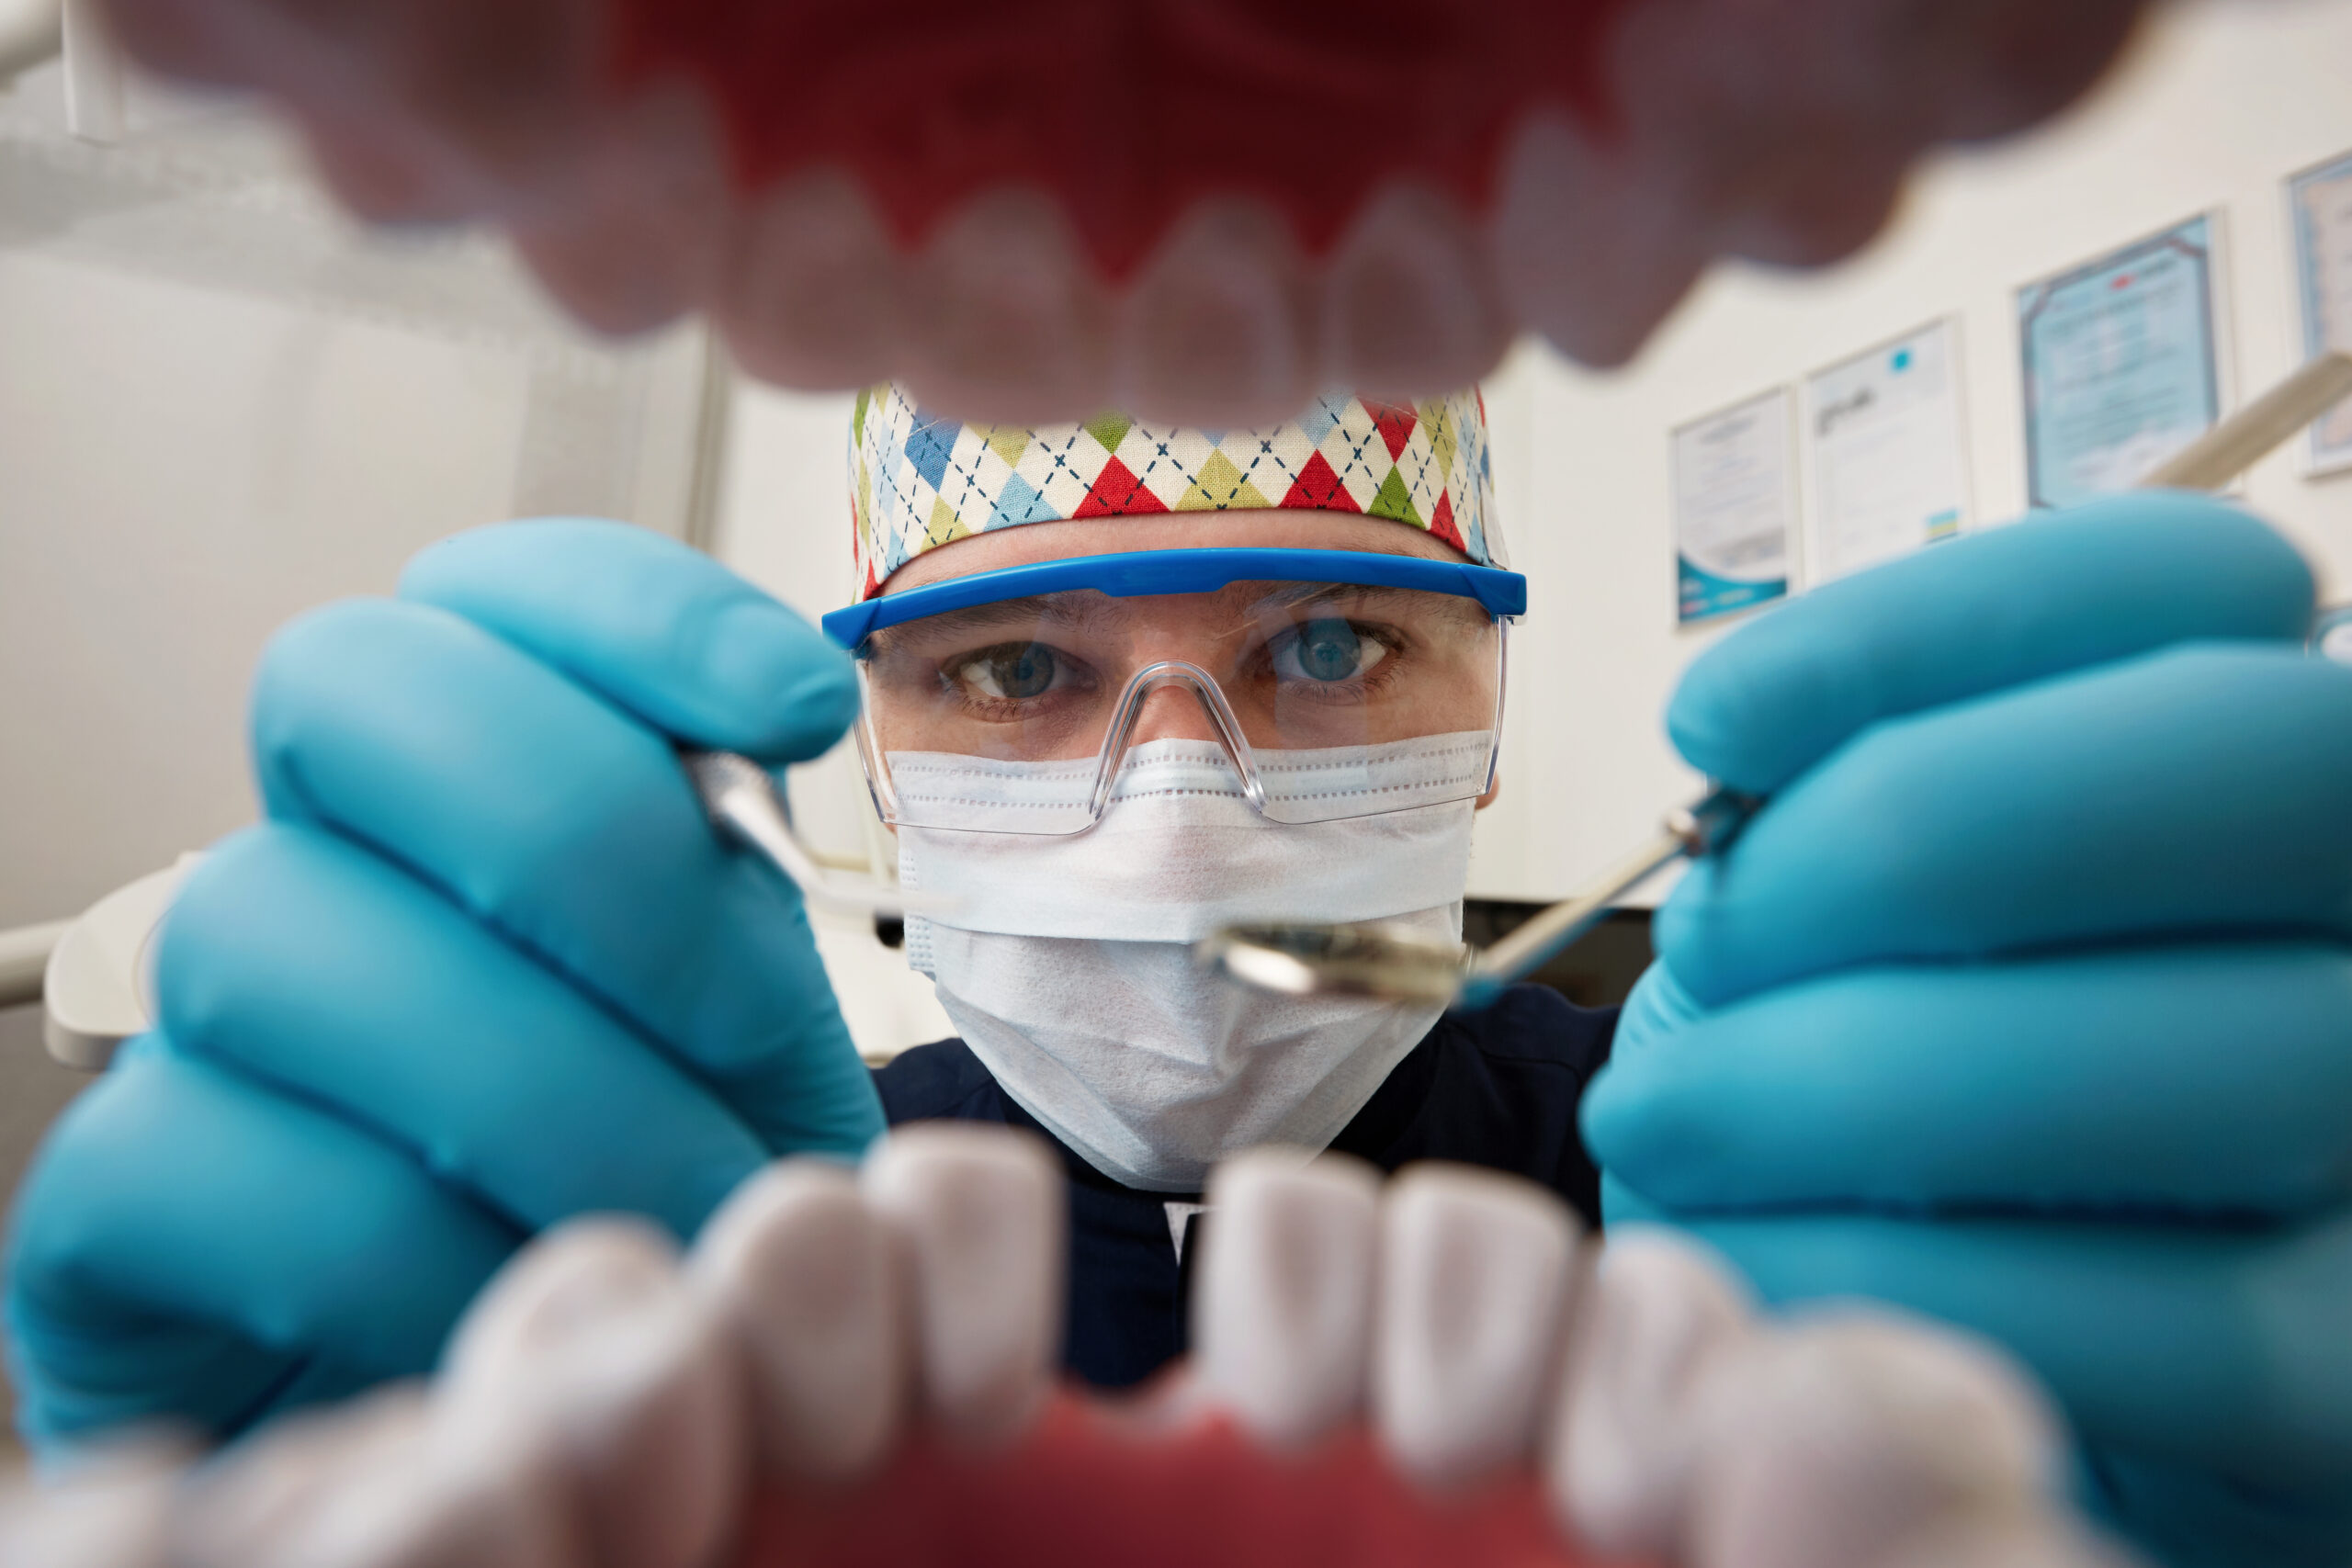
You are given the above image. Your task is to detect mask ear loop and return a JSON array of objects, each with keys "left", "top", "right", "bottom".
[{"left": 1086, "top": 660, "right": 1271, "bottom": 825}]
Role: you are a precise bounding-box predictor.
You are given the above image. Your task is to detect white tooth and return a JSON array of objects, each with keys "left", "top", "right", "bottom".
[
  {"left": 179, "top": 1384, "right": 576, "bottom": 1568},
  {"left": 1193, "top": 1149, "right": 1381, "bottom": 1452},
  {"left": 1319, "top": 183, "right": 1510, "bottom": 400},
  {"left": 689, "top": 1158, "right": 907, "bottom": 1483},
  {"left": 0, "top": 1431, "right": 188, "bottom": 1568},
  {"left": 507, "top": 85, "right": 730, "bottom": 340},
  {"left": 1115, "top": 197, "right": 1315, "bottom": 428},
  {"left": 174, "top": 1385, "right": 430, "bottom": 1568},
  {"left": 395, "top": 0, "right": 603, "bottom": 191},
  {"left": 1689, "top": 1310, "right": 2063, "bottom": 1568},
  {"left": 861, "top": 1124, "right": 1064, "bottom": 1448},
  {"left": 900, "top": 186, "right": 1111, "bottom": 423},
  {"left": 1880, "top": 1516, "right": 2143, "bottom": 1568},
  {"left": 440, "top": 1218, "right": 742, "bottom": 1568},
  {"left": 1490, "top": 110, "right": 1707, "bottom": 370},
  {"left": 718, "top": 169, "right": 905, "bottom": 393},
  {"left": 1374, "top": 1165, "right": 1581, "bottom": 1491},
  {"left": 1546, "top": 1226, "right": 1755, "bottom": 1560},
  {"left": 320, "top": 1447, "right": 577, "bottom": 1568},
  {"left": 296, "top": 98, "right": 501, "bottom": 226}
]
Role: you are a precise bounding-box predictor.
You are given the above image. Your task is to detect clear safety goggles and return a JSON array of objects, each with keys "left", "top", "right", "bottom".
[{"left": 820, "top": 548, "right": 1525, "bottom": 836}]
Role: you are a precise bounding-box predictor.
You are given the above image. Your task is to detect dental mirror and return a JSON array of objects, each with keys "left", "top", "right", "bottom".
[
  {"left": 1200, "top": 788, "right": 1755, "bottom": 1009},
  {"left": 683, "top": 750, "right": 951, "bottom": 920},
  {"left": 1205, "top": 351, "right": 2352, "bottom": 1007}
]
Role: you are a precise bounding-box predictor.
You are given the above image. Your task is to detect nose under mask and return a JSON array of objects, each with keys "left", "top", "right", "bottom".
[{"left": 899, "top": 737, "right": 1483, "bottom": 1193}]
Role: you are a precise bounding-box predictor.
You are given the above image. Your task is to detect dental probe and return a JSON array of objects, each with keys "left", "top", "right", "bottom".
[
  {"left": 682, "top": 750, "right": 949, "bottom": 919},
  {"left": 1202, "top": 349, "right": 2352, "bottom": 1009}
]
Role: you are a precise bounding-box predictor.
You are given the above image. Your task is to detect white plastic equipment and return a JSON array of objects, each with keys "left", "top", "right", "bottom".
[
  {"left": 0, "top": 0, "right": 61, "bottom": 85},
  {"left": 39, "top": 855, "right": 199, "bottom": 1070}
]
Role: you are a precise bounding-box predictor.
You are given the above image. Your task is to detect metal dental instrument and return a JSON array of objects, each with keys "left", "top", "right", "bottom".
[
  {"left": 1201, "top": 787, "right": 1757, "bottom": 1009},
  {"left": 1202, "top": 350, "right": 2352, "bottom": 1009},
  {"left": 683, "top": 750, "right": 949, "bottom": 919}
]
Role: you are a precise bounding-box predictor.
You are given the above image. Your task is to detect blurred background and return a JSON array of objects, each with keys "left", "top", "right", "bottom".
[{"left": 5, "top": 0, "right": 2352, "bottom": 1454}]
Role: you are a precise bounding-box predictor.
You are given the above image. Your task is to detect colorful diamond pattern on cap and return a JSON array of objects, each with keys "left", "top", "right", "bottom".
[{"left": 849, "top": 385, "right": 1501, "bottom": 599}]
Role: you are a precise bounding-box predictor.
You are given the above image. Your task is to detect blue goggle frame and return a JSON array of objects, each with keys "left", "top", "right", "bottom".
[{"left": 820, "top": 547, "right": 1527, "bottom": 649}]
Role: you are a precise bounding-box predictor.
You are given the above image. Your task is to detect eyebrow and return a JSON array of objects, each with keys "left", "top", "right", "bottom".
[
  {"left": 1244, "top": 581, "right": 1426, "bottom": 615},
  {"left": 865, "top": 592, "right": 1134, "bottom": 649}
]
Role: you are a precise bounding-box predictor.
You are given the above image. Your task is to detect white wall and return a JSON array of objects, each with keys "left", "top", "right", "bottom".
[
  {"left": 1469, "top": 0, "right": 2352, "bottom": 904},
  {"left": 0, "top": 250, "right": 530, "bottom": 929}
]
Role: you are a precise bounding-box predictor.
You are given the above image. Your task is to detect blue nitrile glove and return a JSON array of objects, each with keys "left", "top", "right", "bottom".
[
  {"left": 1582, "top": 493, "right": 2352, "bottom": 1567},
  {"left": 5, "top": 519, "right": 884, "bottom": 1453}
]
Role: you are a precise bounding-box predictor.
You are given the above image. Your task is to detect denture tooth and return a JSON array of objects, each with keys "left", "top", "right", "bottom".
[
  {"left": 1879, "top": 1517, "right": 2143, "bottom": 1568},
  {"left": 899, "top": 186, "right": 1112, "bottom": 423},
  {"left": 1545, "top": 1227, "right": 1755, "bottom": 1561},
  {"left": 1116, "top": 198, "right": 1316, "bottom": 429},
  {"left": 718, "top": 169, "right": 906, "bottom": 394},
  {"left": 1688, "top": 1312, "right": 2064, "bottom": 1568},
  {"left": 439, "top": 1219, "right": 742, "bottom": 1568},
  {"left": 179, "top": 1383, "right": 576, "bottom": 1568},
  {"left": 1193, "top": 1150, "right": 1382, "bottom": 1452},
  {"left": 861, "top": 1125, "right": 1065, "bottom": 1449},
  {"left": 293, "top": 97, "right": 502, "bottom": 226},
  {"left": 1373, "top": 1165, "right": 1581, "bottom": 1491},
  {"left": 1320, "top": 184, "right": 1510, "bottom": 401},
  {"left": 0, "top": 1431, "right": 187, "bottom": 1568},
  {"left": 174, "top": 1386, "right": 420, "bottom": 1568},
  {"left": 508, "top": 85, "right": 731, "bottom": 339},
  {"left": 689, "top": 1158, "right": 907, "bottom": 1483},
  {"left": 1489, "top": 110, "right": 1707, "bottom": 371},
  {"left": 391, "top": 0, "right": 603, "bottom": 192}
]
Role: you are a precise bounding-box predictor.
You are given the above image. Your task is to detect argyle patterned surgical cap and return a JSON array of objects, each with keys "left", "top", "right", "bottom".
[{"left": 848, "top": 384, "right": 1501, "bottom": 599}]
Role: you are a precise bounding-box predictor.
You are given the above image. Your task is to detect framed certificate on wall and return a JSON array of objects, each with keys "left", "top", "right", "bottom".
[
  {"left": 2018, "top": 214, "right": 2226, "bottom": 509},
  {"left": 1671, "top": 388, "right": 1796, "bottom": 624},
  {"left": 1803, "top": 320, "right": 1972, "bottom": 582},
  {"left": 2290, "top": 152, "right": 2352, "bottom": 475}
]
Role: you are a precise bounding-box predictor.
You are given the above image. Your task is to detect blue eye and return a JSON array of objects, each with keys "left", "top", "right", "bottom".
[{"left": 1283, "top": 618, "right": 1385, "bottom": 683}]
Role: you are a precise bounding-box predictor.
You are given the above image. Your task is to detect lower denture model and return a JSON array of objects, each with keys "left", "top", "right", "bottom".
[
  {"left": 93, "top": 0, "right": 2152, "bottom": 425},
  {"left": 2, "top": 1126, "right": 2137, "bottom": 1568}
]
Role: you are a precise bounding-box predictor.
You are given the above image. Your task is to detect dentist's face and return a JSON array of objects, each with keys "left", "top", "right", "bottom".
[{"left": 873, "top": 510, "right": 1500, "bottom": 806}]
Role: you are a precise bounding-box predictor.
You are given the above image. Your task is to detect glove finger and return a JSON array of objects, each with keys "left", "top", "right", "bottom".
[
  {"left": 1586, "top": 942, "right": 2352, "bottom": 1217},
  {"left": 1658, "top": 644, "right": 2352, "bottom": 1005},
  {"left": 5, "top": 1039, "right": 515, "bottom": 1450},
  {"left": 158, "top": 825, "right": 775, "bottom": 1241},
  {"left": 398, "top": 519, "right": 858, "bottom": 763},
  {"left": 1668, "top": 495, "right": 2312, "bottom": 794},
  {"left": 1603, "top": 1177, "right": 2352, "bottom": 1493},
  {"left": 251, "top": 598, "right": 883, "bottom": 1159}
]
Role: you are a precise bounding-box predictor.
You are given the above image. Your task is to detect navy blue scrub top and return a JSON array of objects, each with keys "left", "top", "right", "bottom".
[{"left": 871, "top": 984, "right": 1617, "bottom": 1392}]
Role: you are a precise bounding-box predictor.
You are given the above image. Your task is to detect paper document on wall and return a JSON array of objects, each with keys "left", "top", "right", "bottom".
[
  {"left": 2290, "top": 152, "right": 2352, "bottom": 475},
  {"left": 2018, "top": 215, "right": 2223, "bottom": 509},
  {"left": 1804, "top": 321, "right": 1971, "bottom": 581},
  {"left": 1672, "top": 388, "right": 1795, "bottom": 624}
]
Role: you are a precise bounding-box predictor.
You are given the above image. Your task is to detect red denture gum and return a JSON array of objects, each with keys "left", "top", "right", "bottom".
[
  {"left": 737, "top": 1389, "right": 1638, "bottom": 1568},
  {"left": 605, "top": 0, "right": 1626, "bottom": 278}
]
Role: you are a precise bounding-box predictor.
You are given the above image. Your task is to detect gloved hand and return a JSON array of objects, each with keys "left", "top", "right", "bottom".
[
  {"left": 1582, "top": 492, "right": 2352, "bottom": 1568},
  {"left": 4, "top": 520, "right": 883, "bottom": 1453}
]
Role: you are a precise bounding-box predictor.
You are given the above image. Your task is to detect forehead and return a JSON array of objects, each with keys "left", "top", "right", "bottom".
[{"left": 878, "top": 509, "right": 1469, "bottom": 597}]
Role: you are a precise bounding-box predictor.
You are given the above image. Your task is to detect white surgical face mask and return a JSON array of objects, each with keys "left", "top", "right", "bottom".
[{"left": 899, "top": 735, "right": 1484, "bottom": 1192}]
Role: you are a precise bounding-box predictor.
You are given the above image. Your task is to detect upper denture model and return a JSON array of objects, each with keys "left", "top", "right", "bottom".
[{"left": 95, "top": 0, "right": 2150, "bottom": 424}]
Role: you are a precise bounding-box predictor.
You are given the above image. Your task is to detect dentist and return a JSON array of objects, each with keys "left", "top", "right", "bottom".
[{"left": 9, "top": 387, "right": 2352, "bottom": 1568}]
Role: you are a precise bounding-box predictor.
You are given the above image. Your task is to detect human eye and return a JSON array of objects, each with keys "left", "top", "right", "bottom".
[
  {"left": 1268, "top": 617, "right": 1395, "bottom": 687},
  {"left": 941, "top": 641, "right": 1090, "bottom": 708}
]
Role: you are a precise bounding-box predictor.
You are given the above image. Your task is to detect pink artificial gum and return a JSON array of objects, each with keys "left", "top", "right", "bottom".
[{"left": 736, "top": 1389, "right": 1646, "bottom": 1568}]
